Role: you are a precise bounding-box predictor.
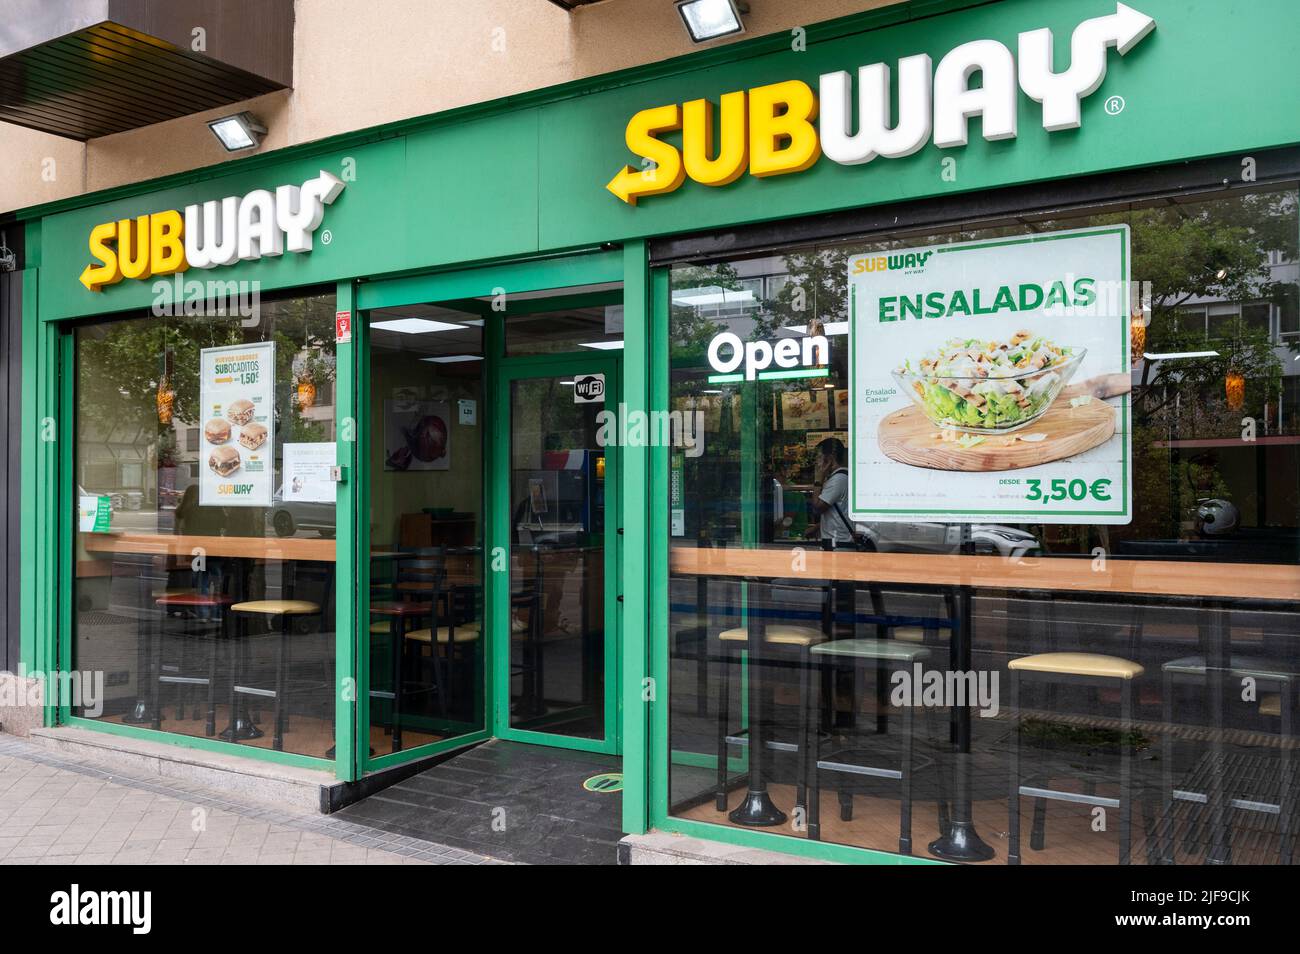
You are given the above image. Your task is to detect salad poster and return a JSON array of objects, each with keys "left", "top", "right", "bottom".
[
  {"left": 199, "top": 341, "right": 275, "bottom": 508},
  {"left": 848, "top": 226, "right": 1131, "bottom": 524}
]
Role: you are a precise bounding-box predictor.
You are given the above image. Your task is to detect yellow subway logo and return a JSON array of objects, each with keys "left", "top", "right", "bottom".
[
  {"left": 606, "top": 5, "right": 1155, "bottom": 204},
  {"left": 79, "top": 171, "right": 344, "bottom": 291}
]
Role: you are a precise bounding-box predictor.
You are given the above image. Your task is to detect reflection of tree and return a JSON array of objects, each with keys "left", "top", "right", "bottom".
[
  {"left": 79, "top": 298, "right": 336, "bottom": 436},
  {"left": 79, "top": 319, "right": 241, "bottom": 434},
  {"left": 1140, "top": 316, "right": 1282, "bottom": 433},
  {"left": 754, "top": 247, "right": 851, "bottom": 338},
  {"left": 668, "top": 262, "right": 743, "bottom": 362},
  {"left": 1118, "top": 192, "right": 1294, "bottom": 439},
  {"left": 1131, "top": 192, "right": 1296, "bottom": 320}
]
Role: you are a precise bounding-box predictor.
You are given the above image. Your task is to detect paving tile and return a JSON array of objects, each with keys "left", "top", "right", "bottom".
[{"left": 0, "top": 736, "right": 497, "bottom": 866}]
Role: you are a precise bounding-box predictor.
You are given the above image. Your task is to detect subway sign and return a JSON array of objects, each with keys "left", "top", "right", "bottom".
[
  {"left": 78, "top": 170, "right": 345, "bottom": 291},
  {"left": 607, "top": 3, "right": 1155, "bottom": 204}
]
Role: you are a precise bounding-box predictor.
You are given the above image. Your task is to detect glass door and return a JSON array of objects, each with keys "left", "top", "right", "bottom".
[
  {"left": 361, "top": 300, "right": 490, "bottom": 771},
  {"left": 497, "top": 355, "right": 620, "bottom": 753}
]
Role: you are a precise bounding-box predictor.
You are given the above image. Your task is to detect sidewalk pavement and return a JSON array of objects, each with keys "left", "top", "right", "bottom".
[{"left": 0, "top": 735, "right": 503, "bottom": 865}]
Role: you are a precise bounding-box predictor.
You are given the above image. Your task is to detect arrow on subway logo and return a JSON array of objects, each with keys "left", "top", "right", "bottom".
[
  {"left": 79, "top": 171, "right": 345, "bottom": 291},
  {"left": 605, "top": 103, "right": 689, "bottom": 205},
  {"left": 605, "top": 3, "right": 1154, "bottom": 205}
]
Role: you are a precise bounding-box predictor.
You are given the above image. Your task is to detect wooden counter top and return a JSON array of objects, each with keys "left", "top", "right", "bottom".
[
  {"left": 84, "top": 533, "right": 336, "bottom": 562},
  {"left": 670, "top": 546, "right": 1300, "bottom": 603}
]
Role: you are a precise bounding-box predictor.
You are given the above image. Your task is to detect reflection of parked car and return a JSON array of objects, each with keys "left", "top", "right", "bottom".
[
  {"left": 78, "top": 485, "right": 138, "bottom": 512},
  {"left": 860, "top": 522, "right": 1040, "bottom": 560},
  {"left": 267, "top": 488, "right": 335, "bottom": 538}
]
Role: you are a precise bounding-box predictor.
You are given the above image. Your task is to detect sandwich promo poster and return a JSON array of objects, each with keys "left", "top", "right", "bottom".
[
  {"left": 199, "top": 341, "right": 275, "bottom": 508},
  {"left": 847, "top": 226, "right": 1132, "bottom": 524}
]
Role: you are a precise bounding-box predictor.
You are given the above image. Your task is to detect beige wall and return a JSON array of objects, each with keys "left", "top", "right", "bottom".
[{"left": 0, "top": 0, "right": 904, "bottom": 214}]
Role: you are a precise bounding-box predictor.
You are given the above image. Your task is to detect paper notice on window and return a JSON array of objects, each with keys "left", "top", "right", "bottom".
[
  {"left": 78, "top": 496, "right": 111, "bottom": 533},
  {"left": 283, "top": 442, "right": 336, "bottom": 504},
  {"left": 199, "top": 341, "right": 275, "bottom": 507},
  {"left": 847, "top": 226, "right": 1131, "bottom": 525}
]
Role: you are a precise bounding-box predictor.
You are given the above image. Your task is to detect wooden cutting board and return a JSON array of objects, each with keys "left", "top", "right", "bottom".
[{"left": 877, "top": 380, "right": 1120, "bottom": 472}]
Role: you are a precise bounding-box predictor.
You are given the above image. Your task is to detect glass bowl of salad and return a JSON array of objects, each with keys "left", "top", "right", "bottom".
[{"left": 892, "top": 333, "right": 1085, "bottom": 434}]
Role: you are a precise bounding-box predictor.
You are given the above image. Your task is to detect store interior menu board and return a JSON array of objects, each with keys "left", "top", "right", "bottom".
[
  {"left": 848, "top": 226, "right": 1131, "bottom": 525},
  {"left": 199, "top": 341, "right": 275, "bottom": 507}
]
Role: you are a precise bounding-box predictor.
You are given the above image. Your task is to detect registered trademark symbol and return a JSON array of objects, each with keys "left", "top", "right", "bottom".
[
  {"left": 1104, "top": 95, "right": 1125, "bottom": 116},
  {"left": 320, "top": 229, "right": 333, "bottom": 245}
]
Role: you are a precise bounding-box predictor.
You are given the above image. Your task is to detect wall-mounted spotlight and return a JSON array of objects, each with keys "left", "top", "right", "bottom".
[
  {"left": 675, "top": 0, "right": 747, "bottom": 44},
  {"left": 207, "top": 112, "right": 267, "bottom": 152}
]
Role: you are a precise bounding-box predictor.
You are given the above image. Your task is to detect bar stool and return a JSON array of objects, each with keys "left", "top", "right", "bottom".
[
  {"left": 404, "top": 613, "right": 481, "bottom": 719},
  {"left": 510, "top": 572, "right": 546, "bottom": 718},
  {"left": 1008, "top": 652, "right": 1144, "bottom": 864},
  {"left": 368, "top": 600, "right": 434, "bottom": 751},
  {"left": 1159, "top": 655, "right": 1294, "bottom": 865},
  {"left": 712, "top": 579, "right": 831, "bottom": 822},
  {"left": 151, "top": 591, "right": 234, "bottom": 737},
  {"left": 123, "top": 564, "right": 194, "bottom": 725},
  {"left": 225, "top": 599, "right": 321, "bottom": 750},
  {"left": 715, "top": 623, "right": 826, "bottom": 821},
  {"left": 806, "top": 639, "right": 934, "bottom": 854}
]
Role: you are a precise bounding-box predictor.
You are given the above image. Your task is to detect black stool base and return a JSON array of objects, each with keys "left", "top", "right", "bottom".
[
  {"left": 928, "top": 822, "right": 995, "bottom": 862},
  {"left": 729, "top": 789, "right": 787, "bottom": 827},
  {"left": 218, "top": 717, "right": 264, "bottom": 742},
  {"left": 123, "top": 700, "right": 156, "bottom": 724}
]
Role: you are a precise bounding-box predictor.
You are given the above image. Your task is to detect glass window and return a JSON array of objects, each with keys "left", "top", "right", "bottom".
[
  {"left": 665, "top": 185, "right": 1300, "bottom": 865},
  {"left": 502, "top": 284, "right": 624, "bottom": 355},
  {"left": 366, "top": 302, "right": 486, "bottom": 756},
  {"left": 73, "top": 292, "right": 338, "bottom": 759}
]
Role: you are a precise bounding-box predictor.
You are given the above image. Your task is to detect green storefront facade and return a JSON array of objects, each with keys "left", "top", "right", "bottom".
[{"left": 13, "top": 0, "right": 1300, "bottom": 864}]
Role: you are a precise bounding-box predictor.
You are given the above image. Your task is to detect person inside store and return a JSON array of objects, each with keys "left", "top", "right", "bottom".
[
  {"left": 803, "top": 436, "right": 863, "bottom": 725},
  {"left": 804, "top": 437, "right": 856, "bottom": 550}
]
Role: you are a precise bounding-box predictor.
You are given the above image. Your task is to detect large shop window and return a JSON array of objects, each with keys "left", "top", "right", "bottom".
[
  {"left": 72, "top": 293, "right": 339, "bottom": 759},
  {"left": 666, "top": 185, "right": 1300, "bottom": 864}
]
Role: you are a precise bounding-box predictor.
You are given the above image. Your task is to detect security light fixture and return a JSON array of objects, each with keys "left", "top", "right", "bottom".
[
  {"left": 675, "top": 0, "right": 746, "bottom": 43},
  {"left": 421, "top": 355, "right": 484, "bottom": 364},
  {"left": 371, "top": 318, "right": 466, "bottom": 334},
  {"left": 207, "top": 112, "right": 266, "bottom": 152}
]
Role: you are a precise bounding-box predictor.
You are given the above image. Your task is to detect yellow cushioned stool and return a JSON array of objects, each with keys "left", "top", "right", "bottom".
[
  {"left": 224, "top": 599, "right": 321, "bottom": 751},
  {"left": 1007, "top": 651, "right": 1144, "bottom": 865},
  {"left": 713, "top": 598, "right": 830, "bottom": 826}
]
